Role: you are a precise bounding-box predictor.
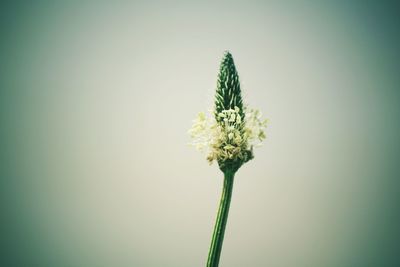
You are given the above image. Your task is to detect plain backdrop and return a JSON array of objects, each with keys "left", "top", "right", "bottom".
[{"left": 1, "top": 1, "right": 400, "bottom": 266}]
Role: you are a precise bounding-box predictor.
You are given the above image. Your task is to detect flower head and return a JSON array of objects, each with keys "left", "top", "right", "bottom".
[{"left": 189, "top": 52, "right": 267, "bottom": 173}]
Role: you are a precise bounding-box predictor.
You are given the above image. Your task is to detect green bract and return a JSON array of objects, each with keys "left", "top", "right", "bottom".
[{"left": 214, "top": 52, "right": 244, "bottom": 122}]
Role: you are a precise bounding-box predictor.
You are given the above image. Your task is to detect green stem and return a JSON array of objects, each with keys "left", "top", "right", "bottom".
[{"left": 207, "top": 171, "right": 235, "bottom": 267}]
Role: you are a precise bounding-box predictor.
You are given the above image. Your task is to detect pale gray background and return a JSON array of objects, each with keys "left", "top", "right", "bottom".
[{"left": 1, "top": 1, "right": 400, "bottom": 266}]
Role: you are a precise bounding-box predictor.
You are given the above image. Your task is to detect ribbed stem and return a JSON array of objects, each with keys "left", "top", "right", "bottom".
[{"left": 207, "top": 171, "right": 235, "bottom": 267}]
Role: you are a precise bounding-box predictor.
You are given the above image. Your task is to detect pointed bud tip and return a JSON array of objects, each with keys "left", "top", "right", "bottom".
[
  {"left": 223, "top": 50, "right": 232, "bottom": 56},
  {"left": 222, "top": 51, "right": 233, "bottom": 61}
]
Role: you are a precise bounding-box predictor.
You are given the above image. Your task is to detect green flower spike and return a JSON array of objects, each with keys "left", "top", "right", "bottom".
[{"left": 189, "top": 51, "right": 267, "bottom": 267}]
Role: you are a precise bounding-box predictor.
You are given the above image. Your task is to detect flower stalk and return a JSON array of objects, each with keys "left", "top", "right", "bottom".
[{"left": 207, "top": 170, "right": 235, "bottom": 267}]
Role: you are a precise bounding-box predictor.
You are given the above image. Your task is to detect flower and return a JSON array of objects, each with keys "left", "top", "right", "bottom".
[
  {"left": 188, "top": 51, "right": 267, "bottom": 173},
  {"left": 191, "top": 52, "right": 268, "bottom": 267}
]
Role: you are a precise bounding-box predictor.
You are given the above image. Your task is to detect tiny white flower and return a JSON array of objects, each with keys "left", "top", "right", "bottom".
[
  {"left": 236, "top": 114, "right": 241, "bottom": 124},
  {"left": 229, "top": 113, "right": 236, "bottom": 122},
  {"left": 234, "top": 134, "right": 242, "bottom": 144}
]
